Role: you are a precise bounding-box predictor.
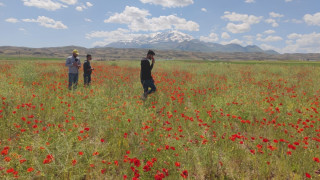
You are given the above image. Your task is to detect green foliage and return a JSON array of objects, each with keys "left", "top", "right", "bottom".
[{"left": 0, "top": 60, "right": 319, "bottom": 179}]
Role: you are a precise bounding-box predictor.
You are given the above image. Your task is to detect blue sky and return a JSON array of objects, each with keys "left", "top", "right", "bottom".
[{"left": 0, "top": 0, "right": 319, "bottom": 53}]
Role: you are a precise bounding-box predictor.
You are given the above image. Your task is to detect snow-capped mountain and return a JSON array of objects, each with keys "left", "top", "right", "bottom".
[{"left": 103, "top": 31, "right": 278, "bottom": 54}]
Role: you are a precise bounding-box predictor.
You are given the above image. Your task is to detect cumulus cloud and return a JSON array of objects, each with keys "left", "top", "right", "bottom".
[
  {"left": 75, "top": 6, "right": 84, "bottom": 11},
  {"left": 265, "top": 12, "right": 283, "bottom": 27},
  {"left": 59, "top": 0, "right": 77, "bottom": 5},
  {"left": 290, "top": 19, "right": 303, "bottom": 24},
  {"left": 86, "top": 2, "right": 93, "bottom": 7},
  {"left": 139, "top": 0, "right": 194, "bottom": 8},
  {"left": 243, "top": 35, "right": 254, "bottom": 45},
  {"left": 75, "top": 2, "right": 92, "bottom": 11},
  {"left": 5, "top": 18, "right": 20, "bottom": 23},
  {"left": 245, "top": 0, "right": 255, "bottom": 3},
  {"left": 221, "top": 32, "right": 230, "bottom": 39},
  {"left": 199, "top": 33, "right": 219, "bottom": 42},
  {"left": 22, "top": 16, "right": 68, "bottom": 29},
  {"left": 104, "top": 6, "right": 199, "bottom": 32},
  {"left": 260, "top": 44, "right": 279, "bottom": 51},
  {"left": 222, "top": 11, "right": 262, "bottom": 33},
  {"left": 264, "top": 30, "right": 275, "bottom": 34},
  {"left": 86, "top": 28, "right": 147, "bottom": 47},
  {"left": 283, "top": 32, "right": 320, "bottom": 53},
  {"left": 304, "top": 12, "right": 320, "bottom": 26},
  {"left": 221, "top": 39, "right": 244, "bottom": 45},
  {"left": 84, "top": 18, "right": 92, "bottom": 22},
  {"left": 257, "top": 35, "right": 283, "bottom": 42},
  {"left": 265, "top": 18, "right": 279, "bottom": 27},
  {"left": 269, "top": 12, "right": 284, "bottom": 18},
  {"left": 201, "top": 8, "right": 207, "bottom": 12},
  {"left": 22, "top": 0, "right": 67, "bottom": 11}
]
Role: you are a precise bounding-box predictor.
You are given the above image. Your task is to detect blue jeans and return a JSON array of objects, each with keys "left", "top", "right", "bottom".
[
  {"left": 68, "top": 73, "right": 79, "bottom": 90},
  {"left": 84, "top": 74, "right": 91, "bottom": 86},
  {"left": 141, "top": 79, "right": 156, "bottom": 94}
]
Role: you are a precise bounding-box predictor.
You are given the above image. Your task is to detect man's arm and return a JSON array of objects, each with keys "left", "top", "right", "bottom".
[
  {"left": 150, "top": 58, "right": 155, "bottom": 70},
  {"left": 65, "top": 57, "right": 73, "bottom": 67}
]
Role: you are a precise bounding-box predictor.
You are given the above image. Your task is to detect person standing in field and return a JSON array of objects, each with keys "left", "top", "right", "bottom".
[
  {"left": 83, "top": 54, "right": 94, "bottom": 87},
  {"left": 65, "top": 49, "right": 81, "bottom": 90},
  {"left": 140, "top": 50, "right": 156, "bottom": 100}
]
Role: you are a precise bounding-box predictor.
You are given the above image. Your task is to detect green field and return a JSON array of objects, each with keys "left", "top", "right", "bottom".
[{"left": 0, "top": 59, "right": 320, "bottom": 179}]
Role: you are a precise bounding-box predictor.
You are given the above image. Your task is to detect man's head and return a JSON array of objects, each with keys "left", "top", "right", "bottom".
[
  {"left": 73, "top": 49, "right": 79, "bottom": 57},
  {"left": 147, "top": 50, "right": 155, "bottom": 59},
  {"left": 86, "top": 54, "right": 92, "bottom": 61}
]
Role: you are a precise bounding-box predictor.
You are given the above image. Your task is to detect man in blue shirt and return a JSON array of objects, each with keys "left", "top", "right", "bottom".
[{"left": 65, "top": 49, "right": 81, "bottom": 90}]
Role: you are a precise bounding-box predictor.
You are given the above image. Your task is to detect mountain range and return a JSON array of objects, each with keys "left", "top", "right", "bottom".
[{"left": 103, "top": 31, "right": 279, "bottom": 54}]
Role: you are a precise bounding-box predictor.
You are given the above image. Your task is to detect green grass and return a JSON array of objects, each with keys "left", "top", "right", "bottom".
[{"left": 0, "top": 60, "right": 319, "bottom": 179}]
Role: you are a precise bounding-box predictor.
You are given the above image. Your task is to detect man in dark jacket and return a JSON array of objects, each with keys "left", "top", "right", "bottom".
[
  {"left": 140, "top": 50, "right": 156, "bottom": 100},
  {"left": 83, "top": 54, "right": 93, "bottom": 87}
]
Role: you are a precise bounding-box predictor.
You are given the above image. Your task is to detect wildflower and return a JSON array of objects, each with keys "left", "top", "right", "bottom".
[
  {"left": 72, "top": 159, "right": 77, "bottom": 166},
  {"left": 27, "top": 167, "right": 34, "bottom": 172},
  {"left": 181, "top": 170, "right": 188, "bottom": 178},
  {"left": 101, "top": 169, "right": 106, "bottom": 174},
  {"left": 306, "top": 173, "right": 311, "bottom": 178}
]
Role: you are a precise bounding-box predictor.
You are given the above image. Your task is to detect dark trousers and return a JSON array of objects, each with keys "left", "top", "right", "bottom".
[
  {"left": 68, "top": 73, "right": 79, "bottom": 90},
  {"left": 84, "top": 74, "right": 91, "bottom": 86},
  {"left": 141, "top": 79, "right": 157, "bottom": 94}
]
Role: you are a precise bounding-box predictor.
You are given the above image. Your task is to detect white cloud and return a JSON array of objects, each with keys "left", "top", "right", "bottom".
[
  {"left": 75, "top": 2, "right": 92, "bottom": 11},
  {"left": 201, "top": 8, "right": 207, "bottom": 12},
  {"left": 140, "top": 0, "right": 194, "bottom": 8},
  {"left": 104, "top": 6, "right": 199, "bottom": 32},
  {"left": 222, "top": 12, "right": 262, "bottom": 24},
  {"left": 86, "top": 2, "right": 93, "bottom": 7},
  {"left": 86, "top": 28, "right": 145, "bottom": 47},
  {"left": 283, "top": 32, "right": 320, "bottom": 53},
  {"left": 22, "top": 16, "right": 67, "bottom": 29},
  {"left": 22, "top": 0, "right": 67, "bottom": 11},
  {"left": 285, "top": 0, "right": 292, "bottom": 2},
  {"left": 257, "top": 35, "right": 283, "bottom": 42},
  {"left": 0, "top": 2, "right": 4, "bottom": 6},
  {"left": 260, "top": 44, "right": 279, "bottom": 51},
  {"left": 59, "top": 0, "right": 77, "bottom": 5},
  {"left": 76, "top": 6, "right": 83, "bottom": 11},
  {"left": 221, "top": 32, "right": 230, "bottom": 39},
  {"left": 19, "top": 28, "right": 26, "bottom": 31},
  {"left": 243, "top": 35, "right": 254, "bottom": 45},
  {"left": 287, "top": 33, "right": 301, "bottom": 39},
  {"left": 245, "top": 0, "right": 255, "bottom": 3},
  {"left": 304, "top": 12, "right": 320, "bottom": 26},
  {"left": 226, "top": 23, "right": 251, "bottom": 33},
  {"left": 265, "top": 18, "right": 279, "bottom": 27},
  {"left": 84, "top": 18, "right": 92, "bottom": 22},
  {"left": 269, "top": 12, "right": 284, "bottom": 18},
  {"left": 5, "top": 18, "right": 20, "bottom": 23},
  {"left": 222, "top": 11, "right": 262, "bottom": 33},
  {"left": 200, "top": 33, "right": 219, "bottom": 42},
  {"left": 221, "top": 39, "right": 244, "bottom": 45},
  {"left": 291, "top": 19, "right": 303, "bottom": 24},
  {"left": 264, "top": 30, "right": 275, "bottom": 34}
]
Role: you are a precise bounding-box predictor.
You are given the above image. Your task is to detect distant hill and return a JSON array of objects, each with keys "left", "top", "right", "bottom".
[
  {"left": 0, "top": 46, "right": 319, "bottom": 61},
  {"left": 103, "top": 31, "right": 279, "bottom": 54}
]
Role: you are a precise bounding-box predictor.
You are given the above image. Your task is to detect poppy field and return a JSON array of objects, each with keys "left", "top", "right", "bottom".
[{"left": 1, "top": 60, "right": 320, "bottom": 179}]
